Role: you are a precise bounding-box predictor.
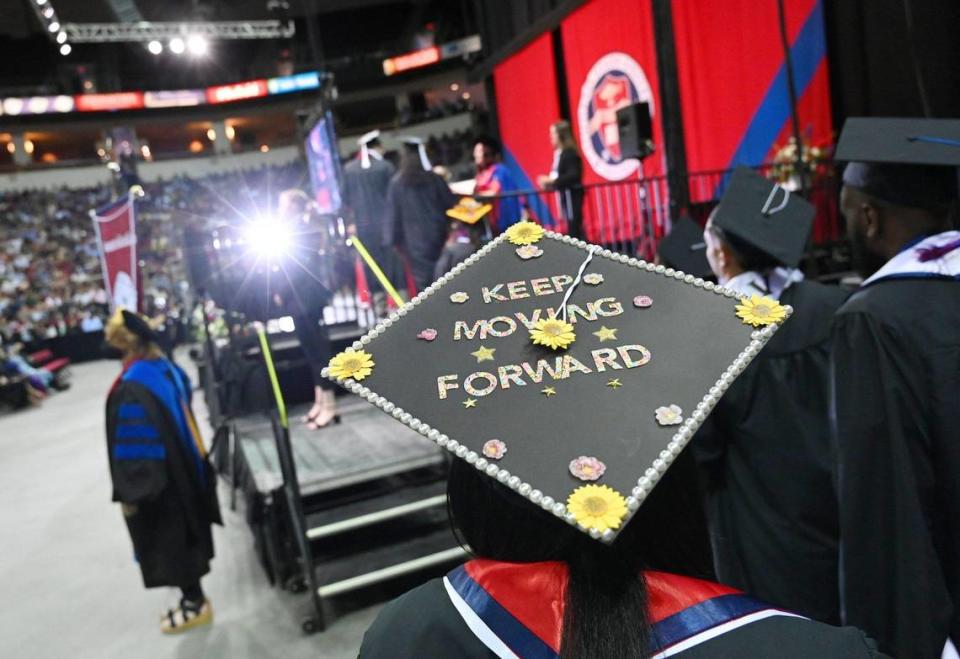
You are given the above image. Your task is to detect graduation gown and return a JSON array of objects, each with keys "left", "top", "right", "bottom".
[
  {"left": 384, "top": 170, "right": 456, "bottom": 291},
  {"left": 359, "top": 560, "right": 880, "bottom": 658},
  {"left": 106, "top": 358, "right": 221, "bottom": 589},
  {"left": 831, "top": 269, "right": 960, "bottom": 658},
  {"left": 343, "top": 157, "right": 397, "bottom": 293},
  {"left": 692, "top": 280, "right": 848, "bottom": 624}
]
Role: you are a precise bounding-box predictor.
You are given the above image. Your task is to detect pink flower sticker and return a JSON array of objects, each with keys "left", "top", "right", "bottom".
[
  {"left": 482, "top": 439, "right": 507, "bottom": 460},
  {"left": 516, "top": 245, "right": 543, "bottom": 260},
  {"left": 633, "top": 295, "right": 653, "bottom": 308},
  {"left": 417, "top": 328, "right": 438, "bottom": 341},
  {"left": 569, "top": 456, "right": 606, "bottom": 481}
]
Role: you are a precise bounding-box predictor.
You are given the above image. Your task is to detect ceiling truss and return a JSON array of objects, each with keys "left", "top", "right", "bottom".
[{"left": 62, "top": 20, "right": 296, "bottom": 43}]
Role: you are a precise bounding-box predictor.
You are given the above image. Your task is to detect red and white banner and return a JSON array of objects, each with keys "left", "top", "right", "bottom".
[{"left": 92, "top": 192, "right": 139, "bottom": 312}]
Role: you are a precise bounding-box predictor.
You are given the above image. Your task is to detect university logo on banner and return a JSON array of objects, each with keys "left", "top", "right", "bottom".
[
  {"left": 577, "top": 52, "right": 655, "bottom": 181},
  {"left": 92, "top": 192, "right": 139, "bottom": 312}
]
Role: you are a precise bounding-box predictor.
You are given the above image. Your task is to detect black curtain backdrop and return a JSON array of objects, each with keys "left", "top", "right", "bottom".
[{"left": 823, "top": 0, "right": 960, "bottom": 121}]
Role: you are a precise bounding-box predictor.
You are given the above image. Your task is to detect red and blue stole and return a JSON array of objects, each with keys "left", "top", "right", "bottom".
[
  {"left": 122, "top": 359, "right": 206, "bottom": 484},
  {"left": 444, "top": 560, "right": 802, "bottom": 658}
]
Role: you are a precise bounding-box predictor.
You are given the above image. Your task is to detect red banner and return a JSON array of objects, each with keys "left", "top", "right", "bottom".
[
  {"left": 672, "top": 0, "right": 833, "bottom": 182},
  {"left": 92, "top": 194, "right": 139, "bottom": 312},
  {"left": 561, "top": 0, "right": 665, "bottom": 184},
  {"left": 493, "top": 33, "right": 561, "bottom": 192}
]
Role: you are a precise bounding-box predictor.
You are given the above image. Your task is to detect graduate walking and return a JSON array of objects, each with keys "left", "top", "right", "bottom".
[{"left": 104, "top": 309, "right": 221, "bottom": 634}]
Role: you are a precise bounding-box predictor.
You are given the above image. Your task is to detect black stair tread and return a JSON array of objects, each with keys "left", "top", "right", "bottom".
[
  {"left": 312, "top": 525, "right": 464, "bottom": 589},
  {"left": 304, "top": 479, "right": 447, "bottom": 531}
]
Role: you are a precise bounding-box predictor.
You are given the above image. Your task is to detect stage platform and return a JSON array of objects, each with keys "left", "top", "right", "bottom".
[{"left": 234, "top": 397, "right": 445, "bottom": 496}]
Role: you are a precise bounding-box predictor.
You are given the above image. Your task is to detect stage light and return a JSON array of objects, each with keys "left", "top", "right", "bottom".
[
  {"left": 225, "top": 124, "right": 235, "bottom": 140},
  {"left": 187, "top": 34, "right": 208, "bottom": 56},
  {"left": 56, "top": 31, "right": 67, "bottom": 44},
  {"left": 36, "top": 0, "right": 47, "bottom": 5},
  {"left": 59, "top": 43, "right": 71, "bottom": 56},
  {"left": 206, "top": 127, "right": 217, "bottom": 141},
  {"left": 244, "top": 218, "right": 291, "bottom": 259},
  {"left": 24, "top": 140, "right": 34, "bottom": 155},
  {"left": 260, "top": 144, "right": 269, "bottom": 153},
  {"left": 169, "top": 37, "right": 185, "bottom": 55},
  {"left": 450, "top": 83, "right": 459, "bottom": 91},
  {"left": 48, "top": 21, "right": 60, "bottom": 32},
  {"left": 6, "top": 142, "right": 14, "bottom": 154},
  {"left": 277, "top": 316, "right": 296, "bottom": 333},
  {"left": 147, "top": 40, "right": 163, "bottom": 55}
]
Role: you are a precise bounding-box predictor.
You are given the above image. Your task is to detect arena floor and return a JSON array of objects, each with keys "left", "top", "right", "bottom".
[{"left": 0, "top": 355, "right": 379, "bottom": 659}]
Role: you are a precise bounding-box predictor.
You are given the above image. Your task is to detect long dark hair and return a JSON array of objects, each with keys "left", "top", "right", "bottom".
[
  {"left": 447, "top": 450, "right": 714, "bottom": 659},
  {"left": 396, "top": 146, "right": 433, "bottom": 184}
]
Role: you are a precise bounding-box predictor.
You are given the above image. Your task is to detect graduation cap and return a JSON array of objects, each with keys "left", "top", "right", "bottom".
[
  {"left": 446, "top": 197, "right": 493, "bottom": 225},
  {"left": 400, "top": 136, "right": 432, "bottom": 171},
  {"left": 835, "top": 117, "right": 960, "bottom": 209},
  {"left": 324, "top": 222, "right": 789, "bottom": 543},
  {"left": 358, "top": 129, "right": 382, "bottom": 170},
  {"left": 656, "top": 217, "right": 712, "bottom": 279},
  {"left": 710, "top": 166, "right": 814, "bottom": 268},
  {"left": 107, "top": 308, "right": 159, "bottom": 345}
]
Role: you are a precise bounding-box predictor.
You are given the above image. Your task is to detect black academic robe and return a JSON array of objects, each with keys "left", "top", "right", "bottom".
[
  {"left": 831, "top": 278, "right": 960, "bottom": 659},
  {"left": 692, "top": 280, "right": 848, "bottom": 624},
  {"left": 106, "top": 359, "right": 221, "bottom": 589},
  {"left": 384, "top": 170, "right": 456, "bottom": 292},
  {"left": 359, "top": 561, "right": 881, "bottom": 658},
  {"left": 547, "top": 147, "right": 584, "bottom": 239},
  {"left": 343, "top": 157, "right": 397, "bottom": 294}
]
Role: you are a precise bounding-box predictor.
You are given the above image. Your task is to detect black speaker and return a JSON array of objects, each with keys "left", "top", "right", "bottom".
[{"left": 616, "top": 102, "right": 654, "bottom": 160}]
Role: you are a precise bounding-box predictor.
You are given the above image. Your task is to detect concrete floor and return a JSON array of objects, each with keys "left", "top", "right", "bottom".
[{"left": 0, "top": 356, "right": 379, "bottom": 659}]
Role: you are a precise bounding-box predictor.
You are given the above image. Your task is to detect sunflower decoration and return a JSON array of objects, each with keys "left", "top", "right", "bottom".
[
  {"left": 505, "top": 220, "right": 545, "bottom": 246},
  {"left": 566, "top": 484, "right": 628, "bottom": 532},
  {"left": 735, "top": 294, "right": 787, "bottom": 327},
  {"left": 328, "top": 349, "right": 375, "bottom": 381},
  {"left": 529, "top": 317, "right": 576, "bottom": 350}
]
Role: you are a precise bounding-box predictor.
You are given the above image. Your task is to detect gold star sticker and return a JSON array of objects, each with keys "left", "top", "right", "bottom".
[
  {"left": 471, "top": 345, "right": 496, "bottom": 362},
  {"left": 593, "top": 326, "right": 618, "bottom": 342},
  {"left": 607, "top": 378, "right": 623, "bottom": 389},
  {"left": 541, "top": 386, "right": 557, "bottom": 397},
  {"left": 462, "top": 398, "right": 477, "bottom": 408}
]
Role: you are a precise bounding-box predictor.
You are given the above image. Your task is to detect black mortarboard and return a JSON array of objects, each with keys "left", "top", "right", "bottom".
[
  {"left": 399, "top": 136, "right": 432, "bottom": 171},
  {"left": 121, "top": 309, "right": 159, "bottom": 344},
  {"left": 710, "top": 166, "right": 813, "bottom": 268},
  {"left": 324, "top": 222, "right": 788, "bottom": 543},
  {"left": 835, "top": 117, "right": 960, "bottom": 209},
  {"left": 656, "top": 217, "right": 711, "bottom": 279}
]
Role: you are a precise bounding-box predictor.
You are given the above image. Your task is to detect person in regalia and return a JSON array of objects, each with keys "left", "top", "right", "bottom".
[
  {"left": 342, "top": 213, "right": 881, "bottom": 658},
  {"left": 830, "top": 118, "right": 960, "bottom": 659},
  {"left": 693, "top": 167, "right": 848, "bottom": 624},
  {"left": 383, "top": 137, "right": 456, "bottom": 293},
  {"left": 104, "top": 309, "right": 221, "bottom": 634},
  {"left": 342, "top": 129, "right": 397, "bottom": 309}
]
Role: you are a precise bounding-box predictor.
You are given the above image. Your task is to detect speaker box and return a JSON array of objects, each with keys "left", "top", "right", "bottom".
[{"left": 616, "top": 102, "right": 654, "bottom": 160}]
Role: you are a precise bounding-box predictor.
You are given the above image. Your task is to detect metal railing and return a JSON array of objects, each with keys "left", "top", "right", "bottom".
[{"left": 208, "top": 164, "right": 844, "bottom": 341}]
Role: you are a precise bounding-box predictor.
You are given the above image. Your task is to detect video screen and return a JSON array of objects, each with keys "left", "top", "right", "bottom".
[{"left": 305, "top": 112, "right": 342, "bottom": 214}]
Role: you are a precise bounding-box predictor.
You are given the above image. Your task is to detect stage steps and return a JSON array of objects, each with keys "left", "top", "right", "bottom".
[{"left": 229, "top": 399, "right": 464, "bottom": 632}]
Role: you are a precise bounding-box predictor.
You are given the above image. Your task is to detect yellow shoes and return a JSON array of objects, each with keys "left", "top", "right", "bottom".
[{"left": 160, "top": 599, "right": 213, "bottom": 634}]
